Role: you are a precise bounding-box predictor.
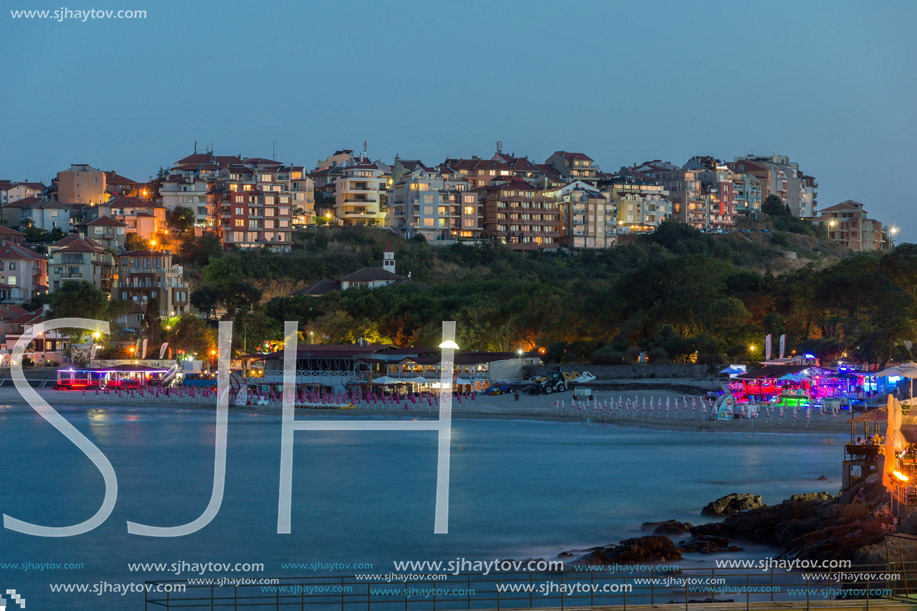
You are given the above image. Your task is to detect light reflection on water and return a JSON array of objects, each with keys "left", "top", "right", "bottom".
[{"left": 0, "top": 406, "right": 842, "bottom": 610}]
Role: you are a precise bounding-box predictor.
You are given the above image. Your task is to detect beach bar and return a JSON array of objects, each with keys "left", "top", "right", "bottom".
[
  {"left": 731, "top": 364, "right": 868, "bottom": 408},
  {"left": 55, "top": 364, "right": 172, "bottom": 391}
]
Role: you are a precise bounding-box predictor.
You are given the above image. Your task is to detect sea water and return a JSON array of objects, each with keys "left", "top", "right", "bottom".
[{"left": 0, "top": 405, "right": 843, "bottom": 609}]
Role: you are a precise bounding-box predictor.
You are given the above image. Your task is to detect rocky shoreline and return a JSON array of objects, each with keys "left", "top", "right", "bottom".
[{"left": 561, "top": 477, "right": 901, "bottom": 567}]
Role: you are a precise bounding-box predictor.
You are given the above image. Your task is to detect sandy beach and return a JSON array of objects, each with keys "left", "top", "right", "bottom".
[{"left": 0, "top": 385, "right": 854, "bottom": 435}]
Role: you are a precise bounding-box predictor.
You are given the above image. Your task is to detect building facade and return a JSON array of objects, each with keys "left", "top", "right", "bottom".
[
  {"left": 478, "top": 179, "right": 561, "bottom": 250},
  {"left": 47, "top": 236, "right": 116, "bottom": 293},
  {"left": 387, "top": 163, "right": 478, "bottom": 242},
  {"left": 116, "top": 249, "right": 190, "bottom": 317},
  {"left": 544, "top": 181, "right": 614, "bottom": 249},
  {"left": 333, "top": 160, "right": 388, "bottom": 226},
  {"left": 57, "top": 164, "right": 107, "bottom": 204},
  {"left": 544, "top": 151, "right": 600, "bottom": 183},
  {"left": 813, "top": 200, "right": 885, "bottom": 252},
  {"left": 0, "top": 241, "right": 47, "bottom": 303}
]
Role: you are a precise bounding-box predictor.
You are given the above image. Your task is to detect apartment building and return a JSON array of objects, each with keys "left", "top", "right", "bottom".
[
  {"left": 105, "top": 171, "right": 141, "bottom": 198},
  {"left": 160, "top": 157, "right": 220, "bottom": 230},
  {"left": 733, "top": 154, "right": 817, "bottom": 218},
  {"left": 684, "top": 157, "right": 736, "bottom": 228},
  {"left": 2, "top": 197, "right": 71, "bottom": 231},
  {"left": 729, "top": 167, "right": 763, "bottom": 216},
  {"left": 84, "top": 216, "right": 127, "bottom": 250},
  {"left": 333, "top": 159, "right": 388, "bottom": 226},
  {"left": 116, "top": 249, "right": 190, "bottom": 317},
  {"left": 544, "top": 151, "right": 600, "bottom": 183},
  {"left": 544, "top": 181, "right": 614, "bottom": 249},
  {"left": 813, "top": 200, "right": 885, "bottom": 252},
  {"left": 94, "top": 195, "right": 165, "bottom": 240},
  {"left": 442, "top": 157, "right": 514, "bottom": 190},
  {"left": 387, "top": 162, "right": 479, "bottom": 242},
  {"left": 0, "top": 181, "right": 46, "bottom": 205},
  {"left": 631, "top": 161, "right": 704, "bottom": 227},
  {"left": 47, "top": 236, "right": 116, "bottom": 293},
  {"left": 57, "top": 164, "right": 107, "bottom": 204},
  {"left": 0, "top": 225, "right": 25, "bottom": 245},
  {"left": 0, "top": 241, "right": 48, "bottom": 303},
  {"left": 599, "top": 170, "right": 672, "bottom": 232},
  {"left": 478, "top": 179, "right": 561, "bottom": 250},
  {"left": 0, "top": 307, "right": 69, "bottom": 366}
]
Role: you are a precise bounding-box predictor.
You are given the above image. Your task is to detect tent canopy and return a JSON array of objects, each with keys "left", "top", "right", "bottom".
[{"left": 876, "top": 362, "right": 917, "bottom": 379}]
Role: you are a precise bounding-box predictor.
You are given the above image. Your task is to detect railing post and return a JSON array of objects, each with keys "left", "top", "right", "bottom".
[
  {"left": 866, "top": 575, "right": 871, "bottom": 611},
  {"left": 746, "top": 574, "right": 750, "bottom": 611},
  {"left": 770, "top": 566, "right": 775, "bottom": 602},
  {"left": 559, "top": 576, "right": 563, "bottom": 611},
  {"left": 468, "top": 574, "right": 472, "bottom": 610},
  {"left": 341, "top": 576, "right": 345, "bottom": 611},
  {"left": 590, "top": 570, "right": 595, "bottom": 607},
  {"left": 529, "top": 572, "right": 534, "bottom": 608},
  {"left": 651, "top": 567, "right": 655, "bottom": 606}
]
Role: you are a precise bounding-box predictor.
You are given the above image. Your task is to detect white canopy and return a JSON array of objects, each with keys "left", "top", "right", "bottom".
[{"left": 875, "top": 362, "right": 917, "bottom": 378}]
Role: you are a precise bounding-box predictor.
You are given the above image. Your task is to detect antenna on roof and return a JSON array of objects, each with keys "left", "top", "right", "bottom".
[
  {"left": 273, "top": 141, "right": 277, "bottom": 161},
  {"left": 362, "top": 140, "right": 368, "bottom": 160}
]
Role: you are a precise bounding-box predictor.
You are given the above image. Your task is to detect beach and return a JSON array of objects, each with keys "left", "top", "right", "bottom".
[{"left": 0, "top": 385, "right": 854, "bottom": 435}]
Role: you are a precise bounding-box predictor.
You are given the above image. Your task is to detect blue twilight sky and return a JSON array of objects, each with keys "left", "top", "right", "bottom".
[{"left": 1, "top": 0, "right": 914, "bottom": 240}]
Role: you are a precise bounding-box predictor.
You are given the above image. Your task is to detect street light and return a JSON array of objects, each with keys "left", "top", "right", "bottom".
[{"left": 439, "top": 340, "right": 460, "bottom": 350}]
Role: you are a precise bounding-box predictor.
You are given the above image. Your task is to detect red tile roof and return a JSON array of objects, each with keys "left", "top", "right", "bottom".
[
  {"left": 0, "top": 242, "right": 43, "bottom": 260},
  {"left": 86, "top": 215, "right": 127, "bottom": 227}
]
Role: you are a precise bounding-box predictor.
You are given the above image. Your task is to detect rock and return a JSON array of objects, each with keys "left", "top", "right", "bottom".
[
  {"left": 701, "top": 493, "right": 765, "bottom": 516},
  {"left": 855, "top": 533, "right": 917, "bottom": 565},
  {"left": 817, "top": 474, "right": 829, "bottom": 480},
  {"left": 678, "top": 534, "right": 743, "bottom": 554},
  {"left": 790, "top": 492, "right": 835, "bottom": 503},
  {"left": 690, "top": 484, "right": 894, "bottom": 562},
  {"left": 642, "top": 519, "right": 692, "bottom": 535},
  {"left": 573, "top": 535, "right": 682, "bottom": 565},
  {"left": 818, "top": 503, "right": 868, "bottom": 523}
]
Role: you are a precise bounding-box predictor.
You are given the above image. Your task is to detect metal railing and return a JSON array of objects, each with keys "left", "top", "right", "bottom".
[{"left": 145, "top": 562, "right": 917, "bottom": 610}]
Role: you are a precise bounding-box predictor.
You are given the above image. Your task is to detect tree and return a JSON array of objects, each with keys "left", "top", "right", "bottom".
[
  {"left": 190, "top": 286, "right": 220, "bottom": 319},
  {"left": 165, "top": 315, "right": 215, "bottom": 357},
  {"left": 125, "top": 233, "right": 147, "bottom": 251},
  {"left": 762, "top": 194, "right": 790, "bottom": 217},
  {"left": 179, "top": 233, "right": 223, "bottom": 266},
  {"left": 882, "top": 244, "right": 917, "bottom": 304},
  {"left": 50, "top": 281, "right": 109, "bottom": 320},
  {"left": 143, "top": 296, "right": 161, "bottom": 345},
  {"left": 166, "top": 206, "right": 196, "bottom": 235}
]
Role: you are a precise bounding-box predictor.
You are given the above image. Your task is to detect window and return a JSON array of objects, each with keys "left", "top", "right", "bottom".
[{"left": 463, "top": 206, "right": 475, "bottom": 215}]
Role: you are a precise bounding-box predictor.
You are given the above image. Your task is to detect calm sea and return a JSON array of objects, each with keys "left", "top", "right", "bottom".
[{"left": 0, "top": 405, "right": 843, "bottom": 609}]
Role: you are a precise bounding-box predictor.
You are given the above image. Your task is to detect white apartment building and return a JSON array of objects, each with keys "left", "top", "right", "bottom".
[
  {"left": 334, "top": 160, "right": 387, "bottom": 226},
  {"left": 387, "top": 164, "right": 478, "bottom": 243}
]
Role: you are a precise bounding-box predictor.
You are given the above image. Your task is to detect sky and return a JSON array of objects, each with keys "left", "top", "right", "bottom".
[{"left": 1, "top": 0, "right": 914, "bottom": 240}]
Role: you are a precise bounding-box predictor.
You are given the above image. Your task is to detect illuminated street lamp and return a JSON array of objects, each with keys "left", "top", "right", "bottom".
[{"left": 439, "top": 340, "right": 460, "bottom": 350}]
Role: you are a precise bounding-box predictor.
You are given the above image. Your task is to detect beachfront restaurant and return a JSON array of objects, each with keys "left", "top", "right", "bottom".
[
  {"left": 55, "top": 364, "right": 172, "bottom": 390},
  {"left": 731, "top": 364, "right": 866, "bottom": 408},
  {"left": 253, "top": 344, "right": 536, "bottom": 395}
]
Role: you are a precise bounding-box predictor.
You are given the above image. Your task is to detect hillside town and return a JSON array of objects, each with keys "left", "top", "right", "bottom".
[{"left": 0, "top": 145, "right": 901, "bottom": 370}]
